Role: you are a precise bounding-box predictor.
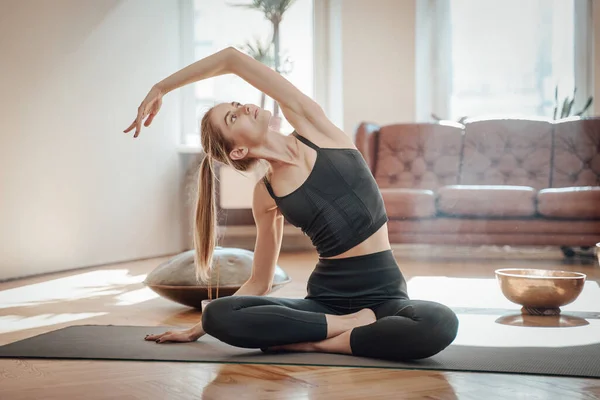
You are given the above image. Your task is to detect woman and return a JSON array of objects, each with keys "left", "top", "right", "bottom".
[{"left": 127, "top": 47, "right": 458, "bottom": 361}]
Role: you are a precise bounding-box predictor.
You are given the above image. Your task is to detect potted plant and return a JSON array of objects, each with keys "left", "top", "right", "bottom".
[
  {"left": 230, "top": 0, "right": 297, "bottom": 130},
  {"left": 552, "top": 85, "right": 593, "bottom": 119},
  {"left": 239, "top": 37, "right": 274, "bottom": 110}
]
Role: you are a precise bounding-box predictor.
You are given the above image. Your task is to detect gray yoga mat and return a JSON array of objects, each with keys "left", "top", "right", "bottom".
[{"left": 1, "top": 324, "right": 599, "bottom": 379}]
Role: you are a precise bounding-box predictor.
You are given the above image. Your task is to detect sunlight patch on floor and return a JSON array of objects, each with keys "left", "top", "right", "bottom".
[
  {"left": 0, "top": 270, "right": 147, "bottom": 309},
  {"left": 454, "top": 314, "right": 600, "bottom": 348},
  {"left": 407, "top": 276, "right": 600, "bottom": 312},
  {"left": 113, "top": 287, "right": 158, "bottom": 306},
  {"left": 408, "top": 276, "right": 600, "bottom": 348}
]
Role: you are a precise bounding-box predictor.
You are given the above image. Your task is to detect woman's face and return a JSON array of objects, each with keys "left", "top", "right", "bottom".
[{"left": 211, "top": 102, "right": 271, "bottom": 159}]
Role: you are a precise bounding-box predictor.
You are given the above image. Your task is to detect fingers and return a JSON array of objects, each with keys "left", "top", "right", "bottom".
[
  {"left": 144, "top": 331, "right": 179, "bottom": 343},
  {"left": 134, "top": 108, "right": 144, "bottom": 138},
  {"left": 144, "top": 113, "right": 155, "bottom": 127},
  {"left": 122, "top": 105, "right": 145, "bottom": 138},
  {"left": 124, "top": 93, "right": 162, "bottom": 136},
  {"left": 124, "top": 120, "right": 136, "bottom": 133},
  {"left": 123, "top": 113, "right": 148, "bottom": 135},
  {"left": 124, "top": 94, "right": 162, "bottom": 136},
  {"left": 156, "top": 334, "right": 172, "bottom": 344},
  {"left": 145, "top": 331, "right": 170, "bottom": 342},
  {"left": 123, "top": 112, "right": 143, "bottom": 136},
  {"left": 144, "top": 333, "right": 159, "bottom": 341},
  {"left": 144, "top": 99, "right": 161, "bottom": 127}
]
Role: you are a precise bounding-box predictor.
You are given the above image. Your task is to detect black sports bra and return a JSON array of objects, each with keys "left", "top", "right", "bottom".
[{"left": 263, "top": 131, "right": 388, "bottom": 257}]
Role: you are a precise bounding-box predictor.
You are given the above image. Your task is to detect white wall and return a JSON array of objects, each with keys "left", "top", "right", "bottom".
[
  {"left": 595, "top": 0, "right": 600, "bottom": 110},
  {"left": 1, "top": 0, "right": 595, "bottom": 281},
  {"left": 340, "top": 0, "right": 416, "bottom": 137},
  {"left": 0, "top": 0, "right": 187, "bottom": 281}
]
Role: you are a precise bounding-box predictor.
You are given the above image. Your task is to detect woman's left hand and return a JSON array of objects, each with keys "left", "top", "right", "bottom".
[{"left": 123, "top": 85, "right": 164, "bottom": 138}]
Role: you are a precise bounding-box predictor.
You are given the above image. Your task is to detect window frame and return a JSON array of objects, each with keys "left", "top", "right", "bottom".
[{"left": 178, "top": 0, "right": 339, "bottom": 226}]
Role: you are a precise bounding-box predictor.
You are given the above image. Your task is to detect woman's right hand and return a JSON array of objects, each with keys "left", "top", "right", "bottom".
[
  {"left": 145, "top": 328, "right": 202, "bottom": 344},
  {"left": 124, "top": 85, "right": 164, "bottom": 138}
]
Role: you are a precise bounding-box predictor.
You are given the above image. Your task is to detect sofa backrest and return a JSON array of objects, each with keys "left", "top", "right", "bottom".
[
  {"left": 355, "top": 117, "right": 600, "bottom": 191},
  {"left": 356, "top": 122, "right": 464, "bottom": 190},
  {"left": 459, "top": 118, "right": 553, "bottom": 190},
  {"left": 551, "top": 117, "right": 600, "bottom": 188}
]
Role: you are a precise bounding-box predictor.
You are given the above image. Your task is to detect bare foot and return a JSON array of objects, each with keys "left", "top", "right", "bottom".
[
  {"left": 266, "top": 329, "right": 355, "bottom": 355},
  {"left": 264, "top": 308, "right": 376, "bottom": 354},
  {"left": 324, "top": 308, "right": 376, "bottom": 338},
  {"left": 342, "top": 308, "right": 376, "bottom": 328},
  {"left": 266, "top": 341, "right": 319, "bottom": 353}
]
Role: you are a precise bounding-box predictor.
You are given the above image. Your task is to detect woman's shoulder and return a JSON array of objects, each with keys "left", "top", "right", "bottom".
[
  {"left": 293, "top": 126, "right": 357, "bottom": 150},
  {"left": 281, "top": 103, "right": 355, "bottom": 149},
  {"left": 253, "top": 172, "right": 278, "bottom": 211}
]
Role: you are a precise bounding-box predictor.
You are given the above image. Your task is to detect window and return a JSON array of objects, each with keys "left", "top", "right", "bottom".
[
  {"left": 189, "top": 0, "right": 315, "bottom": 211},
  {"left": 192, "top": 0, "right": 314, "bottom": 135},
  {"left": 448, "top": 0, "right": 574, "bottom": 120}
]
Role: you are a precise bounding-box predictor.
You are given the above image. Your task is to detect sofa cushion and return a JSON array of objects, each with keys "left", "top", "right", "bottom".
[
  {"left": 381, "top": 188, "right": 436, "bottom": 218},
  {"left": 460, "top": 118, "right": 553, "bottom": 190},
  {"left": 374, "top": 123, "right": 464, "bottom": 190},
  {"left": 551, "top": 118, "right": 600, "bottom": 188},
  {"left": 388, "top": 218, "right": 600, "bottom": 235},
  {"left": 537, "top": 187, "right": 600, "bottom": 219},
  {"left": 437, "top": 185, "right": 537, "bottom": 217}
]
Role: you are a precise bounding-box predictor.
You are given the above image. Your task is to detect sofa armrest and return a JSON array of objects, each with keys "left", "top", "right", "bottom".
[{"left": 355, "top": 122, "right": 380, "bottom": 172}]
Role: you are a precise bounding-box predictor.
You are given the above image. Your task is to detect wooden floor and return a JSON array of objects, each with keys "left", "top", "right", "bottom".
[{"left": 1, "top": 245, "right": 600, "bottom": 399}]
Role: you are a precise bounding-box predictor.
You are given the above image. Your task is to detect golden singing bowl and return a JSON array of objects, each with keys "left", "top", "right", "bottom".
[{"left": 495, "top": 268, "right": 586, "bottom": 315}]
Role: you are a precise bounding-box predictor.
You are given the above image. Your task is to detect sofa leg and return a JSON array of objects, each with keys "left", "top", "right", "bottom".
[
  {"left": 560, "top": 246, "right": 576, "bottom": 258},
  {"left": 560, "top": 246, "right": 596, "bottom": 260}
]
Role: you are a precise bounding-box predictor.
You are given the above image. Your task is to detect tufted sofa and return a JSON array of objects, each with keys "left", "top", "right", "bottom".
[{"left": 355, "top": 117, "right": 600, "bottom": 247}]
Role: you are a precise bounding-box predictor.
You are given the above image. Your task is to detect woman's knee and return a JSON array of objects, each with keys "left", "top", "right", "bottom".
[
  {"left": 201, "top": 296, "right": 238, "bottom": 338},
  {"left": 390, "top": 300, "right": 459, "bottom": 359},
  {"left": 349, "top": 301, "right": 458, "bottom": 360},
  {"left": 410, "top": 301, "right": 459, "bottom": 356},
  {"left": 431, "top": 304, "right": 458, "bottom": 343},
  {"left": 413, "top": 300, "right": 457, "bottom": 329}
]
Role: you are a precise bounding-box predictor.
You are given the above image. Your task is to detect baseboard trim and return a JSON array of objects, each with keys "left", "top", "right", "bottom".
[
  {"left": 217, "top": 225, "right": 313, "bottom": 252},
  {"left": 217, "top": 225, "right": 305, "bottom": 236}
]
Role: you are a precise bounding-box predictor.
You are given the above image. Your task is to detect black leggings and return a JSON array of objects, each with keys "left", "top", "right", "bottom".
[{"left": 202, "top": 249, "right": 459, "bottom": 361}]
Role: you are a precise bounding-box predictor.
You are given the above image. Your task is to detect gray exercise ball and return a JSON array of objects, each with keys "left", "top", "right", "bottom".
[{"left": 144, "top": 247, "right": 291, "bottom": 308}]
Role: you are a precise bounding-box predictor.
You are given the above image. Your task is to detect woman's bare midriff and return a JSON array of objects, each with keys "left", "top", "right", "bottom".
[{"left": 319, "top": 223, "right": 392, "bottom": 260}]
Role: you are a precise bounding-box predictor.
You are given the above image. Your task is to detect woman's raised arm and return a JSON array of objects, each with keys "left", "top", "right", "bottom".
[{"left": 126, "top": 47, "right": 340, "bottom": 140}]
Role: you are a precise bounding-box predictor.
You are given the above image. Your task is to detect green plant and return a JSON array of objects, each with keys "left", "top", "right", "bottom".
[
  {"left": 553, "top": 85, "right": 593, "bottom": 119},
  {"left": 431, "top": 84, "right": 594, "bottom": 124},
  {"left": 240, "top": 37, "right": 274, "bottom": 66},
  {"left": 229, "top": 0, "right": 297, "bottom": 118},
  {"left": 239, "top": 37, "right": 274, "bottom": 109}
]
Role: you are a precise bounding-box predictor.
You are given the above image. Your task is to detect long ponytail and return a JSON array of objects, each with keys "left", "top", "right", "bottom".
[
  {"left": 193, "top": 154, "right": 216, "bottom": 283},
  {"left": 194, "top": 105, "right": 262, "bottom": 283}
]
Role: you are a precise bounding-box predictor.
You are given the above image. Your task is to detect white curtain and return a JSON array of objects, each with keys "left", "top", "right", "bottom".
[
  {"left": 574, "top": 0, "right": 594, "bottom": 115},
  {"left": 415, "top": 0, "right": 452, "bottom": 122},
  {"left": 417, "top": 0, "right": 595, "bottom": 121}
]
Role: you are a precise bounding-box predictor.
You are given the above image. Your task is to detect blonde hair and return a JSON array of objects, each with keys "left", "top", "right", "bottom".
[{"left": 194, "top": 106, "right": 260, "bottom": 283}]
